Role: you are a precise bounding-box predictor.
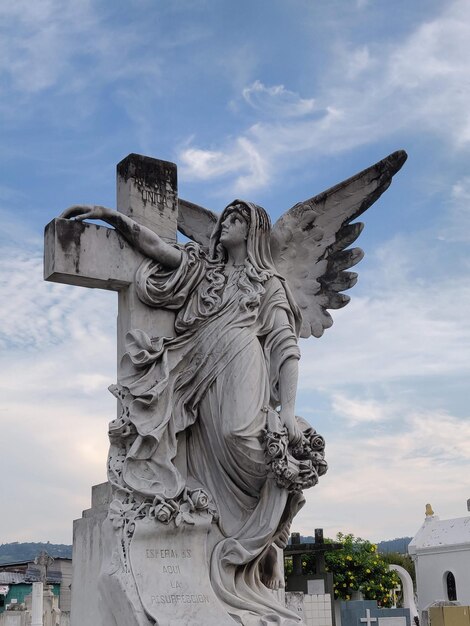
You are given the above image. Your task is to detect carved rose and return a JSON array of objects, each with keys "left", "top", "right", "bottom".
[
  {"left": 266, "top": 436, "right": 288, "bottom": 459},
  {"left": 309, "top": 434, "right": 325, "bottom": 451},
  {"left": 151, "top": 501, "right": 178, "bottom": 524},
  {"left": 189, "top": 488, "right": 210, "bottom": 511}
]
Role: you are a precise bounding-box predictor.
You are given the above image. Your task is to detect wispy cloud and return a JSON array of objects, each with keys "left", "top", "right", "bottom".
[
  {"left": 0, "top": 241, "right": 116, "bottom": 542},
  {"left": 177, "top": 0, "right": 470, "bottom": 193},
  {"left": 0, "top": 0, "right": 163, "bottom": 129},
  {"left": 296, "top": 407, "right": 470, "bottom": 540},
  {"left": 0, "top": 0, "right": 100, "bottom": 94},
  {"left": 331, "top": 394, "right": 390, "bottom": 425},
  {"left": 179, "top": 138, "right": 270, "bottom": 193},
  {"left": 242, "top": 80, "right": 316, "bottom": 118},
  {"left": 0, "top": 246, "right": 116, "bottom": 352},
  {"left": 298, "top": 232, "right": 470, "bottom": 390}
]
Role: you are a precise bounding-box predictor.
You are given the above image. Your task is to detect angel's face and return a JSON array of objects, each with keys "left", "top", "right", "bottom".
[{"left": 219, "top": 208, "right": 249, "bottom": 249}]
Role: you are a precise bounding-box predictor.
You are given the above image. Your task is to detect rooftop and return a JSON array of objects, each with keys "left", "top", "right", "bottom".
[
  {"left": 0, "top": 568, "right": 62, "bottom": 585},
  {"left": 409, "top": 514, "right": 470, "bottom": 554}
]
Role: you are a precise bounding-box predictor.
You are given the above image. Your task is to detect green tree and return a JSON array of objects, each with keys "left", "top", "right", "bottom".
[
  {"left": 325, "top": 534, "right": 400, "bottom": 606},
  {"left": 292, "top": 533, "right": 400, "bottom": 607},
  {"left": 380, "top": 552, "right": 415, "bottom": 588}
]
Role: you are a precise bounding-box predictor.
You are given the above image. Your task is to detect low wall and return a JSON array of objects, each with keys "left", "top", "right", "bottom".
[{"left": 0, "top": 611, "right": 70, "bottom": 626}]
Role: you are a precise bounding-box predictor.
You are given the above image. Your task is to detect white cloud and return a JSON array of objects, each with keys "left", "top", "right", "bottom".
[
  {"left": 0, "top": 0, "right": 164, "bottom": 130},
  {"left": 297, "top": 233, "right": 470, "bottom": 390},
  {"left": 0, "top": 0, "right": 97, "bottom": 94},
  {"left": 179, "top": 147, "right": 238, "bottom": 180},
  {"left": 0, "top": 242, "right": 116, "bottom": 542},
  {"left": 331, "top": 394, "right": 389, "bottom": 424},
  {"left": 0, "top": 398, "right": 110, "bottom": 542},
  {"left": 296, "top": 407, "right": 470, "bottom": 541},
  {"left": 177, "top": 0, "right": 470, "bottom": 192},
  {"left": 179, "top": 136, "right": 270, "bottom": 194},
  {"left": 242, "top": 80, "right": 316, "bottom": 118},
  {"left": 0, "top": 247, "right": 116, "bottom": 353}
]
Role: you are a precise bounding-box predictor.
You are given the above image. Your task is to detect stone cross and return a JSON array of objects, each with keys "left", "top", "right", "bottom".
[
  {"left": 360, "top": 609, "right": 378, "bottom": 626},
  {"left": 391, "top": 582, "right": 401, "bottom": 608},
  {"left": 285, "top": 530, "right": 342, "bottom": 576},
  {"left": 44, "top": 154, "right": 179, "bottom": 361},
  {"left": 34, "top": 551, "right": 54, "bottom": 583}
]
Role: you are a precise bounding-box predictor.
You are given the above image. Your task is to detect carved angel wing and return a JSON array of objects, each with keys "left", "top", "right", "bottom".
[
  {"left": 271, "top": 150, "right": 407, "bottom": 339},
  {"left": 178, "top": 198, "right": 218, "bottom": 249}
]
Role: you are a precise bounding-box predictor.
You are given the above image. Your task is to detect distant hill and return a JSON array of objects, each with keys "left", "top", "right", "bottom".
[
  {"left": 0, "top": 535, "right": 413, "bottom": 565},
  {"left": 0, "top": 542, "right": 72, "bottom": 565},
  {"left": 377, "top": 537, "right": 412, "bottom": 554},
  {"left": 295, "top": 535, "right": 412, "bottom": 554}
]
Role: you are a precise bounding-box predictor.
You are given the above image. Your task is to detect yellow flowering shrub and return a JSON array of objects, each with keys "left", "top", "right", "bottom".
[{"left": 323, "top": 533, "right": 400, "bottom": 607}]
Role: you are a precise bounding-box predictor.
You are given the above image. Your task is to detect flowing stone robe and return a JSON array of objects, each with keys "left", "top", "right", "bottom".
[{"left": 115, "top": 242, "right": 304, "bottom": 624}]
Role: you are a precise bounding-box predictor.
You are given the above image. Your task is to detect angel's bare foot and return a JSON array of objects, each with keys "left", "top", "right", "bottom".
[
  {"left": 259, "top": 546, "right": 285, "bottom": 591},
  {"left": 274, "top": 525, "right": 290, "bottom": 550},
  {"left": 274, "top": 518, "right": 292, "bottom": 549}
]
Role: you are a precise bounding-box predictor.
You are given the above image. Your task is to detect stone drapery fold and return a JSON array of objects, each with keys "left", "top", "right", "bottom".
[{"left": 114, "top": 242, "right": 303, "bottom": 625}]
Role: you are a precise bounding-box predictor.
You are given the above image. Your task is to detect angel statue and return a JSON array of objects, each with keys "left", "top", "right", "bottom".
[{"left": 61, "top": 150, "right": 406, "bottom": 626}]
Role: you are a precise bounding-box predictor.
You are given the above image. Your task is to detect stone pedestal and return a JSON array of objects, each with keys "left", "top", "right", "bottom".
[
  {"left": 70, "top": 483, "right": 237, "bottom": 626},
  {"left": 70, "top": 483, "right": 112, "bottom": 626},
  {"left": 42, "top": 587, "right": 60, "bottom": 626}
]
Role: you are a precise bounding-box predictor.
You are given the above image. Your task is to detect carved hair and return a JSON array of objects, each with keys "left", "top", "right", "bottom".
[
  {"left": 204, "top": 200, "right": 278, "bottom": 312},
  {"left": 209, "top": 200, "right": 277, "bottom": 282}
]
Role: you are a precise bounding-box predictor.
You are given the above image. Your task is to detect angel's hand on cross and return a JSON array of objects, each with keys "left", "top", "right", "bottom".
[
  {"left": 62, "top": 203, "right": 182, "bottom": 269},
  {"left": 60, "top": 205, "right": 111, "bottom": 222}
]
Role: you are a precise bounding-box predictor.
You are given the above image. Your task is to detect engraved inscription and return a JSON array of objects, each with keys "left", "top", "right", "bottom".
[
  {"left": 130, "top": 518, "right": 233, "bottom": 622},
  {"left": 144, "top": 545, "right": 200, "bottom": 602},
  {"left": 132, "top": 174, "right": 176, "bottom": 209},
  {"left": 145, "top": 548, "right": 191, "bottom": 559},
  {"left": 150, "top": 594, "right": 210, "bottom": 605}
]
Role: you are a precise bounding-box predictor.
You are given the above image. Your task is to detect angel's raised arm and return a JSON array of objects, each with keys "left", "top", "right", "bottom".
[{"left": 60, "top": 205, "right": 182, "bottom": 269}]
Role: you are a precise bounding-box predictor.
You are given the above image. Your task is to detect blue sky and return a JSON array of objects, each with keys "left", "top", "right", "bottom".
[{"left": 1, "top": 0, "right": 469, "bottom": 545}]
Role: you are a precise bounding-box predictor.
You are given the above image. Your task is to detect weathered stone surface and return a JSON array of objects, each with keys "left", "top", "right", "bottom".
[
  {"left": 285, "top": 592, "right": 305, "bottom": 619},
  {"left": 31, "top": 583, "right": 43, "bottom": 626},
  {"left": 0, "top": 614, "right": 25, "bottom": 626},
  {"left": 44, "top": 218, "right": 140, "bottom": 289},
  {"left": 70, "top": 483, "right": 111, "bottom": 626},
  {"left": 116, "top": 153, "right": 178, "bottom": 242},
  {"left": 129, "top": 517, "right": 234, "bottom": 625}
]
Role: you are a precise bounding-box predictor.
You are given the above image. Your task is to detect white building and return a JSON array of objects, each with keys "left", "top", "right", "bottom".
[{"left": 408, "top": 502, "right": 470, "bottom": 615}]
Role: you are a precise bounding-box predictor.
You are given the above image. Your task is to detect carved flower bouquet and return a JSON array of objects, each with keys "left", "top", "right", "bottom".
[{"left": 263, "top": 408, "right": 327, "bottom": 492}]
